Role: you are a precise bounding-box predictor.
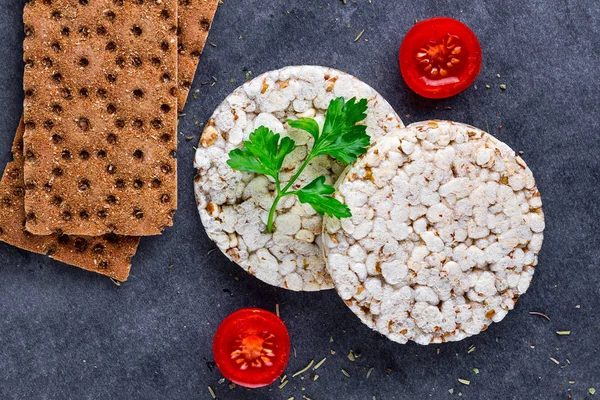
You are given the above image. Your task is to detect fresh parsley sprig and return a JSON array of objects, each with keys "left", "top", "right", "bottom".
[{"left": 227, "top": 97, "right": 370, "bottom": 233}]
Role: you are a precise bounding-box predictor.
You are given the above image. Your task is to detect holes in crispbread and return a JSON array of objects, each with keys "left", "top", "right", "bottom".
[
  {"left": 78, "top": 179, "right": 90, "bottom": 191},
  {"left": 51, "top": 133, "right": 63, "bottom": 143},
  {"left": 43, "top": 120, "right": 55, "bottom": 130},
  {"left": 106, "top": 41, "right": 117, "bottom": 52},
  {"left": 42, "top": 57, "right": 53, "bottom": 67},
  {"left": 151, "top": 178, "right": 162, "bottom": 188},
  {"left": 133, "top": 209, "right": 144, "bottom": 219},
  {"left": 115, "top": 57, "right": 125, "bottom": 68},
  {"left": 114, "top": 119, "right": 125, "bottom": 129},
  {"left": 79, "top": 150, "right": 90, "bottom": 160},
  {"left": 61, "top": 27, "right": 70, "bottom": 37},
  {"left": 106, "top": 195, "right": 118, "bottom": 205},
  {"left": 96, "top": 26, "right": 107, "bottom": 36},
  {"left": 133, "top": 89, "right": 144, "bottom": 99},
  {"left": 106, "top": 164, "right": 117, "bottom": 174},
  {"left": 160, "top": 9, "right": 170, "bottom": 19},
  {"left": 133, "top": 150, "right": 144, "bottom": 160},
  {"left": 104, "top": 10, "right": 116, "bottom": 22},
  {"left": 160, "top": 40, "right": 170, "bottom": 51},
  {"left": 61, "top": 88, "right": 72, "bottom": 100},
  {"left": 50, "top": 11, "right": 62, "bottom": 20},
  {"left": 200, "top": 18, "right": 211, "bottom": 31},
  {"left": 61, "top": 149, "right": 72, "bottom": 160},
  {"left": 107, "top": 133, "right": 118, "bottom": 144},
  {"left": 52, "top": 195, "right": 63, "bottom": 206},
  {"left": 77, "top": 117, "right": 90, "bottom": 131},
  {"left": 97, "top": 150, "right": 107, "bottom": 159},
  {"left": 97, "top": 209, "right": 108, "bottom": 219},
  {"left": 79, "top": 210, "right": 90, "bottom": 219},
  {"left": 151, "top": 119, "right": 163, "bottom": 129},
  {"left": 133, "top": 119, "right": 144, "bottom": 130},
  {"left": 131, "top": 26, "right": 143, "bottom": 36},
  {"left": 107, "top": 104, "right": 117, "bottom": 114},
  {"left": 106, "top": 73, "right": 117, "bottom": 84},
  {"left": 115, "top": 179, "right": 125, "bottom": 189},
  {"left": 79, "top": 58, "right": 89, "bottom": 67},
  {"left": 51, "top": 41, "right": 61, "bottom": 52},
  {"left": 52, "top": 72, "right": 62, "bottom": 83},
  {"left": 97, "top": 88, "right": 108, "bottom": 98},
  {"left": 79, "top": 26, "right": 90, "bottom": 38},
  {"left": 160, "top": 194, "right": 170, "bottom": 203},
  {"left": 62, "top": 211, "right": 72, "bottom": 221},
  {"left": 74, "top": 238, "right": 88, "bottom": 252},
  {"left": 92, "top": 243, "right": 106, "bottom": 254},
  {"left": 160, "top": 104, "right": 171, "bottom": 113},
  {"left": 79, "top": 88, "right": 89, "bottom": 97},
  {"left": 132, "top": 56, "right": 143, "bottom": 67},
  {"left": 24, "top": 25, "right": 34, "bottom": 38},
  {"left": 133, "top": 179, "right": 143, "bottom": 189}
]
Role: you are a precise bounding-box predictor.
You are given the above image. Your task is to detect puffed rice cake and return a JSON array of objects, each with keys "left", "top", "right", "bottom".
[
  {"left": 194, "top": 65, "right": 404, "bottom": 291},
  {"left": 323, "top": 120, "right": 544, "bottom": 344}
]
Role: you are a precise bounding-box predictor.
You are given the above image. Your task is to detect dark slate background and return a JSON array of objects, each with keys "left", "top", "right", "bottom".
[{"left": 1, "top": 0, "right": 599, "bottom": 399}]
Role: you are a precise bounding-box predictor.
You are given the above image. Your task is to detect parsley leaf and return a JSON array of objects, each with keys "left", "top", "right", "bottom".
[
  {"left": 313, "top": 97, "right": 369, "bottom": 163},
  {"left": 294, "top": 176, "right": 351, "bottom": 218},
  {"left": 227, "top": 126, "right": 295, "bottom": 181},
  {"left": 288, "top": 118, "right": 320, "bottom": 141},
  {"left": 227, "top": 97, "right": 369, "bottom": 232}
]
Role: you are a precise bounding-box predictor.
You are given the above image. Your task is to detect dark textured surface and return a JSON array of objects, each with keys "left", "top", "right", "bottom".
[{"left": 0, "top": 1, "right": 598, "bottom": 399}]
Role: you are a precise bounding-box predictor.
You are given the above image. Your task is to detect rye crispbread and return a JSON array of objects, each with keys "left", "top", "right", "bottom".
[
  {"left": 0, "top": 120, "right": 139, "bottom": 281},
  {"left": 177, "top": 0, "right": 219, "bottom": 112},
  {"left": 22, "top": 0, "right": 178, "bottom": 236}
]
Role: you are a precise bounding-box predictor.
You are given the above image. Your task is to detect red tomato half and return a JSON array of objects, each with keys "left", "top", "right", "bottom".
[
  {"left": 399, "top": 17, "right": 482, "bottom": 99},
  {"left": 212, "top": 308, "right": 290, "bottom": 388}
]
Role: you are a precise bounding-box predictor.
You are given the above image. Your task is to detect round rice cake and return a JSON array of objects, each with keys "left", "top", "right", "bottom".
[
  {"left": 194, "top": 66, "right": 404, "bottom": 291},
  {"left": 323, "top": 120, "right": 545, "bottom": 344}
]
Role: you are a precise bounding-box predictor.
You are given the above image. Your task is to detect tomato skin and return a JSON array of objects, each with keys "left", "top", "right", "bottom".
[
  {"left": 399, "top": 17, "right": 482, "bottom": 99},
  {"left": 212, "top": 308, "right": 290, "bottom": 388}
]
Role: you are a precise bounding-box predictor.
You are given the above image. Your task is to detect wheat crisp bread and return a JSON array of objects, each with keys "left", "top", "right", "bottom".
[
  {"left": 23, "top": 0, "right": 178, "bottom": 236},
  {"left": 0, "top": 120, "right": 139, "bottom": 281},
  {"left": 176, "top": 0, "right": 219, "bottom": 111}
]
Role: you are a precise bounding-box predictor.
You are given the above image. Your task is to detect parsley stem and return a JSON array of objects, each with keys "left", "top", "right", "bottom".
[{"left": 266, "top": 154, "right": 315, "bottom": 232}]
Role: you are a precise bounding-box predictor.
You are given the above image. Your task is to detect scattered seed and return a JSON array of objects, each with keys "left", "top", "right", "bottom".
[
  {"left": 276, "top": 303, "right": 280, "bottom": 317},
  {"left": 209, "top": 42, "right": 216, "bottom": 47},
  {"left": 207, "top": 386, "right": 216, "bottom": 399},
  {"left": 341, "top": 369, "right": 351, "bottom": 378},
  {"left": 218, "top": 378, "right": 225, "bottom": 384},
  {"left": 496, "top": 73, "right": 501, "bottom": 78},
  {"left": 292, "top": 360, "right": 314, "bottom": 377},
  {"left": 458, "top": 378, "right": 470, "bottom": 385},
  {"left": 568, "top": 381, "right": 575, "bottom": 385},
  {"left": 110, "top": 278, "right": 121, "bottom": 287},
  {"left": 499, "top": 84, "right": 507, "bottom": 90},
  {"left": 550, "top": 357, "right": 560, "bottom": 365},
  {"left": 354, "top": 30, "right": 365, "bottom": 42},
  {"left": 313, "top": 358, "right": 326, "bottom": 370},
  {"left": 347, "top": 351, "right": 355, "bottom": 361},
  {"left": 529, "top": 311, "right": 550, "bottom": 320},
  {"left": 312, "top": 374, "right": 319, "bottom": 381},
  {"left": 485, "top": 84, "right": 491, "bottom": 89}
]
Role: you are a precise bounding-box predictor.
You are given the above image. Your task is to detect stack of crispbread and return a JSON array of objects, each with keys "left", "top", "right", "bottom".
[{"left": 0, "top": 0, "right": 219, "bottom": 281}]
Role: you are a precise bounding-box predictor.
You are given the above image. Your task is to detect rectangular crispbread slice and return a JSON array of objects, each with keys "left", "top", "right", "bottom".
[
  {"left": 0, "top": 120, "right": 139, "bottom": 281},
  {"left": 176, "top": 0, "right": 219, "bottom": 112},
  {"left": 22, "top": 0, "right": 178, "bottom": 236}
]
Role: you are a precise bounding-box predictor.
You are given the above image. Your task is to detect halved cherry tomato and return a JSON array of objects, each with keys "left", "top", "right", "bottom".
[
  {"left": 399, "top": 17, "right": 482, "bottom": 99},
  {"left": 212, "top": 308, "right": 290, "bottom": 388}
]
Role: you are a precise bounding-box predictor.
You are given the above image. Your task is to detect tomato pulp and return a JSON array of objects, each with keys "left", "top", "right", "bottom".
[
  {"left": 399, "top": 17, "right": 482, "bottom": 99},
  {"left": 212, "top": 308, "right": 290, "bottom": 388}
]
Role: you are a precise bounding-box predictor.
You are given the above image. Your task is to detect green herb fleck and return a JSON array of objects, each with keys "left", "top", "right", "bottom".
[
  {"left": 208, "top": 386, "right": 216, "bottom": 399},
  {"left": 366, "top": 367, "right": 374, "bottom": 378},
  {"left": 341, "top": 369, "right": 351, "bottom": 378},
  {"left": 313, "top": 358, "right": 327, "bottom": 370},
  {"left": 473, "top": 368, "right": 480, "bottom": 374},
  {"left": 458, "top": 378, "right": 470, "bottom": 385},
  {"left": 557, "top": 331, "right": 571, "bottom": 335},
  {"left": 485, "top": 84, "right": 491, "bottom": 89},
  {"left": 245, "top": 71, "right": 252, "bottom": 80},
  {"left": 292, "top": 360, "right": 315, "bottom": 377},
  {"left": 278, "top": 380, "right": 288, "bottom": 389},
  {"left": 354, "top": 30, "right": 365, "bottom": 42},
  {"left": 227, "top": 97, "right": 369, "bottom": 232},
  {"left": 590, "top": 388, "right": 596, "bottom": 395},
  {"left": 468, "top": 345, "right": 476, "bottom": 354}
]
